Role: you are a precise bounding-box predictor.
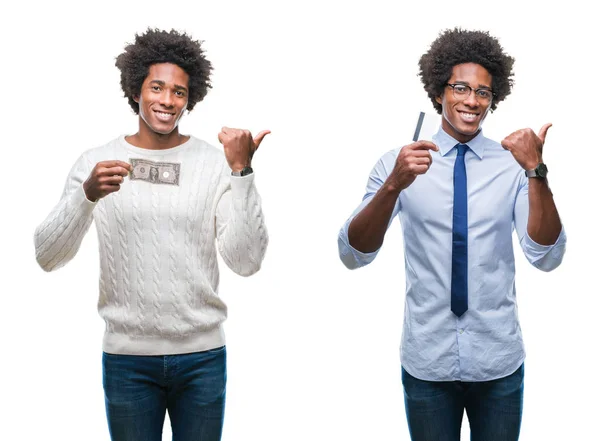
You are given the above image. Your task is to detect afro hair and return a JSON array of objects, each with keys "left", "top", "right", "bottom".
[
  {"left": 418, "top": 28, "right": 515, "bottom": 113},
  {"left": 115, "top": 28, "right": 212, "bottom": 114}
]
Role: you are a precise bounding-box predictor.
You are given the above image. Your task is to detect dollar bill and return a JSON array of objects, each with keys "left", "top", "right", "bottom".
[{"left": 130, "top": 158, "right": 181, "bottom": 186}]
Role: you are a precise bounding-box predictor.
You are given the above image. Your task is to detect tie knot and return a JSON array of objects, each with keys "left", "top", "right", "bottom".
[{"left": 456, "top": 144, "right": 468, "bottom": 156}]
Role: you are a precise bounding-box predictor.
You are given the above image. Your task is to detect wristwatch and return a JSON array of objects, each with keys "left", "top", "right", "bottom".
[
  {"left": 231, "top": 166, "right": 253, "bottom": 177},
  {"left": 525, "top": 163, "right": 548, "bottom": 179}
]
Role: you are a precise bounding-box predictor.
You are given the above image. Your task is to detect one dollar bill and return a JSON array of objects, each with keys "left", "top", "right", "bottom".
[{"left": 130, "top": 158, "right": 181, "bottom": 186}]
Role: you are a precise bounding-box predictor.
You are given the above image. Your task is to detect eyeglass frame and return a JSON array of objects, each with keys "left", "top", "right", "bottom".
[{"left": 446, "top": 83, "right": 495, "bottom": 102}]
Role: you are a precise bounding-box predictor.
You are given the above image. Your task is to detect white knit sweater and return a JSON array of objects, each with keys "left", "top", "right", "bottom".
[{"left": 34, "top": 135, "right": 268, "bottom": 355}]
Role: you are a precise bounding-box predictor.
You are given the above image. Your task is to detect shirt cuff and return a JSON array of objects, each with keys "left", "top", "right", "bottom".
[
  {"left": 338, "top": 218, "right": 380, "bottom": 269},
  {"left": 522, "top": 225, "right": 566, "bottom": 252},
  {"left": 521, "top": 225, "right": 567, "bottom": 270}
]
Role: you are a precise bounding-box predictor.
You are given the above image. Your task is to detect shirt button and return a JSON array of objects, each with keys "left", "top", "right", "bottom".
[{"left": 459, "top": 329, "right": 464, "bottom": 334}]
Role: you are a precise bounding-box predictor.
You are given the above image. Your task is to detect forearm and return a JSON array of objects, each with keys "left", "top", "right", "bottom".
[
  {"left": 348, "top": 177, "right": 401, "bottom": 253},
  {"left": 526, "top": 178, "right": 562, "bottom": 245},
  {"left": 217, "top": 175, "right": 268, "bottom": 276},
  {"left": 34, "top": 185, "right": 96, "bottom": 271}
]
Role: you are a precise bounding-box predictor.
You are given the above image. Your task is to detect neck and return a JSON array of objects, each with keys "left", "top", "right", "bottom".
[
  {"left": 454, "top": 132, "right": 477, "bottom": 144},
  {"left": 126, "top": 119, "right": 189, "bottom": 150}
]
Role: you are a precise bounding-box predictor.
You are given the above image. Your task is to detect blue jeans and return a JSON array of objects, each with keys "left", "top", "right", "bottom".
[
  {"left": 102, "top": 346, "right": 227, "bottom": 441},
  {"left": 402, "top": 363, "right": 524, "bottom": 441}
]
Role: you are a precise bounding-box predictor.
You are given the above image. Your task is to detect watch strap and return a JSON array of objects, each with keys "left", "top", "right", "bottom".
[
  {"left": 231, "top": 166, "right": 253, "bottom": 177},
  {"left": 524, "top": 169, "right": 537, "bottom": 178},
  {"left": 524, "top": 163, "right": 548, "bottom": 179}
]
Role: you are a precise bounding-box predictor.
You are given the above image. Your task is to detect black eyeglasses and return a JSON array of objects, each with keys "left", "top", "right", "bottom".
[{"left": 447, "top": 83, "right": 494, "bottom": 102}]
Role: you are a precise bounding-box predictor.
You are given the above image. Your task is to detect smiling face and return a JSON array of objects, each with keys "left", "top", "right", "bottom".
[
  {"left": 134, "top": 63, "right": 190, "bottom": 136},
  {"left": 436, "top": 63, "right": 493, "bottom": 144}
]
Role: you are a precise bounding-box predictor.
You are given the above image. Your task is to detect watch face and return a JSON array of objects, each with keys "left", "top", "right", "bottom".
[{"left": 537, "top": 163, "right": 548, "bottom": 178}]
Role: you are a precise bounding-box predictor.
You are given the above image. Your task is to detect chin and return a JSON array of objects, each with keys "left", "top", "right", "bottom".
[
  {"left": 454, "top": 117, "right": 483, "bottom": 132},
  {"left": 153, "top": 127, "right": 176, "bottom": 135},
  {"left": 149, "top": 122, "right": 179, "bottom": 135},
  {"left": 459, "top": 126, "right": 480, "bottom": 136}
]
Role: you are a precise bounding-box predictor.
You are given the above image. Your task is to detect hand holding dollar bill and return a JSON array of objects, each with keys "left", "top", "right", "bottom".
[{"left": 83, "top": 160, "right": 132, "bottom": 202}]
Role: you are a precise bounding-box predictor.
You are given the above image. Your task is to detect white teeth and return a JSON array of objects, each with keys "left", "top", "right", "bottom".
[
  {"left": 155, "top": 111, "right": 174, "bottom": 121},
  {"left": 459, "top": 112, "right": 477, "bottom": 121}
]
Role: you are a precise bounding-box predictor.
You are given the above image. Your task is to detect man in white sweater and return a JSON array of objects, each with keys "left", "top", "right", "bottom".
[{"left": 34, "top": 28, "right": 269, "bottom": 441}]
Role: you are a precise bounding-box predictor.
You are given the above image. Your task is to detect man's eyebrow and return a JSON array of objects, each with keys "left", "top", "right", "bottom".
[
  {"left": 148, "top": 80, "right": 188, "bottom": 91},
  {"left": 453, "top": 80, "right": 492, "bottom": 90}
]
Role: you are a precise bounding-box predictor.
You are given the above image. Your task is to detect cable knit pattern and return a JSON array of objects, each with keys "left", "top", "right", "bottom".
[
  {"left": 150, "top": 184, "right": 162, "bottom": 336},
  {"left": 185, "top": 155, "right": 201, "bottom": 313},
  {"left": 216, "top": 163, "right": 269, "bottom": 277},
  {"left": 34, "top": 135, "right": 269, "bottom": 355},
  {"left": 169, "top": 186, "right": 181, "bottom": 338},
  {"left": 131, "top": 175, "right": 146, "bottom": 335},
  {"left": 96, "top": 202, "right": 118, "bottom": 335},
  {"left": 35, "top": 152, "right": 95, "bottom": 272},
  {"left": 113, "top": 196, "right": 131, "bottom": 335}
]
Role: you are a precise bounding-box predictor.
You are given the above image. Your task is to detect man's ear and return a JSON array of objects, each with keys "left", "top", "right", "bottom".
[
  {"left": 133, "top": 94, "right": 139, "bottom": 103},
  {"left": 435, "top": 95, "right": 442, "bottom": 105}
]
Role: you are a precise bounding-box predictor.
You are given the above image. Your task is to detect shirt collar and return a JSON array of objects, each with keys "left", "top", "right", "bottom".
[{"left": 433, "top": 127, "right": 487, "bottom": 159}]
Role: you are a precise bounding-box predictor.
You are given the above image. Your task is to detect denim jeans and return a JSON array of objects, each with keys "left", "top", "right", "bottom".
[
  {"left": 402, "top": 363, "right": 524, "bottom": 441},
  {"left": 102, "top": 346, "right": 227, "bottom": 441}
]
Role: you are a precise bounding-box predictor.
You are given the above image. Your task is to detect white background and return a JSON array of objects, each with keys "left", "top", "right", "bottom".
[{"left": 1, "top": 0, "right": 598, "bottom": 440}]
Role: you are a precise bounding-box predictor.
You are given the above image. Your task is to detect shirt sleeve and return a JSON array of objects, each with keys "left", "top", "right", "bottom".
[
  {"left": 215, "top": 165, "right": 268, "bottom": 277},
  {"left": 34, "top": 153, "right": 97, "bottom": 272},
  {"left": 513, "top": 174, "right": 566, "bottom": 272},
  {"left": 338, "top": 149, "right": 401, "bottom": 270}
]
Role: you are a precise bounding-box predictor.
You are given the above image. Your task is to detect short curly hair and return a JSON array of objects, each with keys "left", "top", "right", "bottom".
[
  {"left": 115, "top": 28, "right": 212, "bottom": 114},
  {"left": 418, "top": 28, "right": 515, "bottom": 114}
]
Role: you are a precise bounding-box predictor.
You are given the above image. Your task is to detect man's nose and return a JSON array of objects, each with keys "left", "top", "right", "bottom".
[
  {"left": 463, "top": 90, "right": 479, "bottom": 107},
  {"left": 160, "top": 91, "right": 174, "bottom": 107}
]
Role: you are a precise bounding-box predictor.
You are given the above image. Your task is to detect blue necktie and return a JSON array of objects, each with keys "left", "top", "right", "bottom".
[{"left": 451, "top": 144, "right": 468, "bottom": 317}]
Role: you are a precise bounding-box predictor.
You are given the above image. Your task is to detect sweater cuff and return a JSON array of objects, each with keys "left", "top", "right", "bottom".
[
  {"left": 75, "top": 183, "right": 98, "bottom": 211},
  {"left": 229, "top": 172, "right": 256, "bottom": 196}
]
